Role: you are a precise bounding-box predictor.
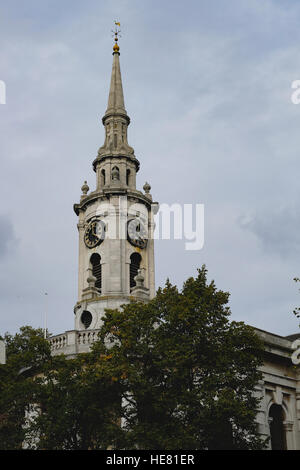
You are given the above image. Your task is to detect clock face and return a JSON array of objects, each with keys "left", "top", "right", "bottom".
[
  {"left": 84, "top": 219, "right": 105, "bottom": 248},
  {"left": 127, "top": 219, "right": 148, "bottom": 249}
]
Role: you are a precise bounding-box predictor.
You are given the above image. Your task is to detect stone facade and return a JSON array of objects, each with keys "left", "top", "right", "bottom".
[
  {"left": 254, "top": 328, "right": 300, "bottom": 449},
  {"left": 71, "top": 41, "right": 157, "bottom": 332}
]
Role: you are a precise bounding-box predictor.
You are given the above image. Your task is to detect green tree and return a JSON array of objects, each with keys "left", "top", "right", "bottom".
[
  {"left": 0, "top": 326, "right": 50, "bottom": 449},
  {"left": 0, "top": 327, "right": 122, "bottom": 450},
  {"left": 0, "top": 267, "right": 266, "bottom": 450},
  {"left": 293, "top": 277, "right": 300, "bottom": 326},
  {"left": 28, "top": 353, "right": 123, "bottom": 450},
  {"left": 91, "top": 266, "right": 265, "bottom": 450}
]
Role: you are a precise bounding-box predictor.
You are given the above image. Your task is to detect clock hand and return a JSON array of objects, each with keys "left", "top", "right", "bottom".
[{"left": 92, "top": 223, "right": 99, "bottom": 237}]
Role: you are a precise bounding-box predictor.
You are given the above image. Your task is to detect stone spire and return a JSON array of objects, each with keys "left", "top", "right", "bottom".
[
  {"left": 96, "top": 29, "right": 135, "bottom": 160},
  {"left": 104, "top": 42, "right": 128, "bottom": 121}
]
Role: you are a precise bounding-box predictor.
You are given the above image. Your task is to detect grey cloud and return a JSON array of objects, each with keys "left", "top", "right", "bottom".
[
  {"left": 0, "top": 215, "right": 16, "bottom": 258},
  {"left": 1, "top": 0, "right": 300, "bottom": 337},
  {"left": 238, "top": 206, "right": 300, "bottom": 257}
]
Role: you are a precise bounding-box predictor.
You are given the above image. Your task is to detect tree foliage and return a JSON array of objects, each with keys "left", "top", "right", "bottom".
[
  {"left": 0, "top": 267, "right": 265, "bottom": 449},
  {"left": 0, "top": 328, "right": 121, "bottom": 450},
  {"left": 0, "top": 326, "right": 50, "bottom": 449},
  {"left": 91, "top": 266, "right": 265, "bottom": 450},
  {"left": 293, "top": 277, "right": 300, "bottom": 326},
  {"left": 26, "top": 354, "right": 123, "bottom": 450}
]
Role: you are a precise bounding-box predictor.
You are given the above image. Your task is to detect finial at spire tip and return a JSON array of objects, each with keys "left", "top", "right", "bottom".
[{"left": 113, "top": 21, "right": 121, "bottom": 54}]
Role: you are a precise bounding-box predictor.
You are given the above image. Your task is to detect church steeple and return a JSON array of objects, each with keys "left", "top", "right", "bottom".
[
  {"left": 93, "top": 28, "right": 139, "bottom": 185},
  {"left": 104, "top": 34, "right": 129, "bottom": 122},
  {"left": 73, "top": 28, "right": 156, "bottom": 332}
]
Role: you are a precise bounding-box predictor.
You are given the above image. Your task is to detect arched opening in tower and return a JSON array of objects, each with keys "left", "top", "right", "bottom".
[
  {"left": 126, "top": 169, "right": 131, "bottom": 186},
  {"left": 130, "top": 253, "right": 141, "bottom": 289},
  {"left": 101, "top": 169, "right": 106, "bottom": 186},
  {"left": 90, "top": 253, "right": 102, "bottom": 291}
]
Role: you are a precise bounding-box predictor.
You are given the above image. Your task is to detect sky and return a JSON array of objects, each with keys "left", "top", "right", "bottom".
[{"left": 0, "top": 0, "right": 300, "bottom": 337}]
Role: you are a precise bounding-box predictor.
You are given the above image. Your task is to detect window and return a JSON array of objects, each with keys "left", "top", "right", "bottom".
[
  {"left": 112, "top": 166, "right": 120, "bottom": 181},
  {"left": 81, "top": 310, "right": 92, "bottom": 329},
  {"left": 269, "top": 404, "right": 287, "bottom": 450},
  {"left": 101, "top": 169, "right": 106, "bottom": 186},
  {"left": 126, "top": 169, "right": 131, "bottom": 186},
  {"left": 90, "top": 253, "right": 102, "bottom": 290},
  {"left": 130, "top": 253, "right": 141, "bottom": 289}
]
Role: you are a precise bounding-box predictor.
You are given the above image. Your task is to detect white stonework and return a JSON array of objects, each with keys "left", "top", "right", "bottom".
[
  {"left": 253, "top": 328, "right": 300, "bottom": 450},
  {"left": 71, "top": 45, "right": 157, "bottom": 332},
  {"left": 48, "top": 43, "right": 300, "bottom": 450},
  {"left": 49, "top": 46, "right": 157, "bottom": 350}
]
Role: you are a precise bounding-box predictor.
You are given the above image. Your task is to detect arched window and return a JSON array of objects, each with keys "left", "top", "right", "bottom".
[
  {"left": 90, "top": 253, "right": 102, "bottom": 291},
  {"left": 130, "top": 253, "right": 141, "bottom": 289},
  {"left": 126, "top": 169, "right": 131, "bottom": 186},
  {"left": 101, "top": 169, "right": 106, "bottom": 186},
  {"left": 269, "top": 404, "right": 287, "bottom": 450},
  {"left": 112, "top": 166, "right": 120, "bottom": 181}
]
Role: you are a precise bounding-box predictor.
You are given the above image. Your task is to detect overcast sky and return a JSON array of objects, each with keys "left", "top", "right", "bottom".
[{"left": 0, "top": 0, "right": 300, "bottom": 337}]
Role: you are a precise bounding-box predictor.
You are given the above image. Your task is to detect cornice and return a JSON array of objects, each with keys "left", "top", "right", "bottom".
[
  {"left": 92, "top": 153, "right": 140, "bottom": 172},
  {"left": 74, "top": 188, "right": 155, "bottom": 215}
]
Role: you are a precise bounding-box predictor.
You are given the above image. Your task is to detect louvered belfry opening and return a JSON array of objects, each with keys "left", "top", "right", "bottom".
[
  {"left": 90, "top": 253, "right": 102, "bottom": 291},
  {"left": 130, "top": 253, "right": 141, "bottom": 289}
]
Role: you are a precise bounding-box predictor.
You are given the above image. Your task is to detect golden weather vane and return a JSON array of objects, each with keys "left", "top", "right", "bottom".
[{"left": 112, "top": 21, "right": 121, "bottom": 52}]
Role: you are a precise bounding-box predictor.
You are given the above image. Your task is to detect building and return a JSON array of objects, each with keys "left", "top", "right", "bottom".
[
  {"left": 253, "top": 328, "right": 300, "bottom": 449},
  {"left": 50, "top": 30, "right": 156, "bottom": 356},
  {"left": 48, "top": 32, "right": 300, "bottom": 450}
]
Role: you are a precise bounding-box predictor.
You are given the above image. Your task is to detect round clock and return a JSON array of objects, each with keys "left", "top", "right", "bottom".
[
  {"left": 127, "top": 219, "right": 148, "bottom": 249},
  {"left": 84, "top": 219, "right": 105, "bottom": 248}
]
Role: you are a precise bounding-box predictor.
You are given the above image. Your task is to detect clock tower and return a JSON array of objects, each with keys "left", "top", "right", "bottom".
[{"left": 73, "top": 32, "right": 157, "bottom": 331}]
